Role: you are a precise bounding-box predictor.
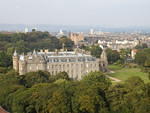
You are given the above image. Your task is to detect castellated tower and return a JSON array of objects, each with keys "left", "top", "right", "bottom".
[
  {"left": 19, "top": 54, "right": 27, "bottom": 75},
  {"left": 100, "top": 48, "right": 108, "bottom": 72},
  {"left": 69, "top": 33, "right": 84, "bottom": 45},
  {"left": 30, "top": 50, "right": 47, "bottom": 72},
  {"left": 13, "top": 50, "right": 19, "bottom": 72}
]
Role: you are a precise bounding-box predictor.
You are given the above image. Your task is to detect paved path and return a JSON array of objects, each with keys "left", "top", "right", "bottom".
[
  {"left": 106, "top": 75, "right": 121, "bottom": 82},
  {"left": 105, "top": 70, "right": 121, "bottom": 82}
]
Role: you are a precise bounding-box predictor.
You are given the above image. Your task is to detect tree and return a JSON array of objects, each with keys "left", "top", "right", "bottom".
[
  {"left": 0, "top": 67, "right": 9, "bottom": 73},
  {"left": 48, "top": 82, "right": 73, "bottom": 113},
  {"left": 89, "top": 45, "right": 102, "bottom": 58},
  {"left": 14, "top": 40, "right": 29, "bottom": 53},
  {"left": 72, "top": 72, "right": 111, "bottom": 113},
  {"left": 54, "top": 72, "right": 70, "bottom": 81},
  {"left": 0, "top": 51, "right": 12, "bottom": 67},
  {"left": 0, "top": 32, "right": 69, "bottom": 55},
  {"left": 106, "top": 48, "right": 120, "bottom": 64},
  {"left": 107, "top": 76, "right": 147, "bottom": 113},
  {"left": 59, "top": 36, "right": 74, "bottom": 50},
  {"left": 0, "top": 70, "right": 24, "bottom": 110},
  {"left": 82, "top": 71, "right": 111, "bottom": 89},
  {"left": 119, "top": 49, "right": 131, "bottom": 64},
  {"left": 21, "top": 71, "right": 50, "bottom": 88},
  {"left": 135, "top": 50, "right": 147, "bottom": 66},
  {"left": 135, "top": 48, "right": 150, "bottom": 74},
  {"left": 135, "top": 97, "right": 150, "bottom": 113}
]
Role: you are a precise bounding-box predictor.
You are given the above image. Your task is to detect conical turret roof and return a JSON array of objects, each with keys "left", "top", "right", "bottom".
[{"left": 13, "top": 50, "right": 18, "bottom": 56}]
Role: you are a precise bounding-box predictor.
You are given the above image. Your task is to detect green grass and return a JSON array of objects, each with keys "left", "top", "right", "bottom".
[
  {"left": 108, "top": 65, "right": 123, "bottom": 71},
  {"left": 108, "top": 65, "right": 150, "bottom": 83}
]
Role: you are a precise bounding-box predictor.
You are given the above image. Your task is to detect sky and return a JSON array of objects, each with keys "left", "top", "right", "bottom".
[{"left": 0, "top": 0, "right": 150, "bottom": 27}]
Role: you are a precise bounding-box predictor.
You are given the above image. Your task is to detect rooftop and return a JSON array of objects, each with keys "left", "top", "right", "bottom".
[
  {"left": 38, "top": 51, "right": 91, "bottom": 58},
  {"left": 24, "top": 51, "right": 98, "bottom": 63},
  {"left": 0, "top": 106, "right": 9, "bottom": 113}
]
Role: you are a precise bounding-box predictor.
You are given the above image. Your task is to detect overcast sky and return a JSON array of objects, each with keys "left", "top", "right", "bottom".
[{"left": 0, "top": 0, "right": 150, "bottom": 27}]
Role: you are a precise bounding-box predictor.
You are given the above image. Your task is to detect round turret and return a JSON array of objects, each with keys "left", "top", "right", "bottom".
[
  {"left": 13, "top": 50, "right": 19, "bottom": 72},
  {"left": 100, "top": 49, "right": 108, "bottom": 66},
  {"left": 19, "top": 53, "right": 27, "bottom": 75},
  {"left": 100, "top": 48, "right": 108, "bottom": 72}
]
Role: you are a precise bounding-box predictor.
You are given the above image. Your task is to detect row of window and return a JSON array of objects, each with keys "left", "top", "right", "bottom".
[
  {"left": 48, "top": 57, "right": 96, "bottom": 63},
  {"left": 27, "top": 63, "right": 98, "bottom": 71},
  {"left": 47, "top": 63, "right": 98, "bottom": 69}
]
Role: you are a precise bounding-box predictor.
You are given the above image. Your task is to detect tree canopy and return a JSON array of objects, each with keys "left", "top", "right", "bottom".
[{"left": 0, "top": 70, "right": 149, "bottom": 113}]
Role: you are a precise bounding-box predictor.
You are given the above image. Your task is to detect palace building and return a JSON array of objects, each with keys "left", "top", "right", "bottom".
[{"left": 13, "top": 49, "right": 108, "bottom": 80}]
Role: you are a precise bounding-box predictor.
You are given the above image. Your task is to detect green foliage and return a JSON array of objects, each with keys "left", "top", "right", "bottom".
[
  {"left": 0, "top": 51, "right": 12, "bottom": 67},
  {"left": 0, "top": 32, "right": 75, "bottom": 69},
  {"left": 73, "top": 71, "right": 111, "bottom": 113},
  {"left": 19, "top": 71, "right": 70, "bottom": 88},
  {"left": 0, "top": 32, "right": 74, "bottom": 55},
  {"left": 119, "top": 49, "right": 131, "bottom": 64},
  {"left": 48, "top": 82, "right": 73, "bottom": 113},
  {"left": 0, "top": 67, "right": 9, "bottom": 73},
  {"left": 82, "top": 71, "right": 111, "bottom": 89},
  {"left": 135, "top": 48, "right": 150, "bottom": 66},
  {"left": 20, "top": 71, "right": 50, "bottom": 88},
  {"left": 0, "top": 70, "right": 149, "bottom": 113},
  {"left": 107, "top": 77, "right": 149, "bottom": 113},
  {"left": 135, "top": 48, "right": 150, "bottom": 74},
  {"left": 54, "top": 71, "right": 70, "bottom": 81},
  {"left": 83, "top": 45, "right": 102, "bottom": 58},
  {"left": 0, "top": 70, "right": 24, "bottom": 110},
  {"left": 59, "top": 36, "right": 74, "bottom": 50},
  {"left": 90, "top": 45, "right": 102, "bottom": 58},
  {"left": 106, "top": 48, "right": 120, "bottom": 64},
  {"left": 10, "top": 83, "right": 58, "bottom": 113}
]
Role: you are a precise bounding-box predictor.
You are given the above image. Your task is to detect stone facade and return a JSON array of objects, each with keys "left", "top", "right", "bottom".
[
  {"left": 69, "top": 33, "right": 84, "bottom": 45},
  {"left": 13, "top": 49, "right": 108, "bottom": 80}
]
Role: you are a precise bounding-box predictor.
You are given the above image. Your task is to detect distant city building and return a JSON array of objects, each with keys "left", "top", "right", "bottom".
[
  {"left": 56, "top": 29, "right": 65, "bottom": 38},
  {"left": 13, "top": 49, "right": 108, "bottom": 80},
  {"left": 69, "top": 33, "right": 84, "bottom": 45},
  {"left": 98, "top": 40, "right": 139, "bottom": 51},
  {"left": 90, "top": 29, "right": 94, "bottom": 35},
  {"left": 89, "top": 29, "right": 104, "bottom": 36},
  {"left": 59, "top": 29, "right": 64, "bottom": 35},
  {"left": 24, "top": 28, "right": 29, "bottom": 33}
]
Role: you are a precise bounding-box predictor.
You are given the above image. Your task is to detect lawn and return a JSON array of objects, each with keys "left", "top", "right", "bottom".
[
  {"left": 108, "top": 65, "right": 150, "bottom": 83},
  {"left": 108, "top": 65, "right": 123, "bottom": 71}
]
